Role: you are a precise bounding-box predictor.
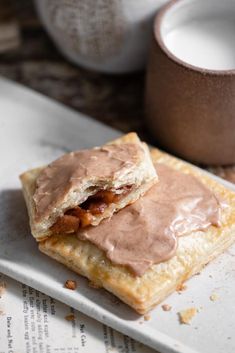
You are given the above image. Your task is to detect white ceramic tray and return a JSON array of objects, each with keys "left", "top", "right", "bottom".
[{"left": 0, "top": 77, "right": 235, "bottom": 353}]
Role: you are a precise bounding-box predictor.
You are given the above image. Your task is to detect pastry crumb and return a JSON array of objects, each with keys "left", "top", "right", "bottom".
[
  {"left": 162, "top": 304, "right": 172, "bottom": 311},
  {"left": 88, "top": 281, "right": 101, "bottom": 289},
  {"left": 0, "top": 282, "right": 6, "bottom": 297},
  {"left": 178, "top": 307, "right": 197, "bottom": 325},
  {"left": 177, "top": 283, "right": 187, "bottom": 292},
  {"left": 210, "top": 293, "right": 219, "bottom": 302},
  {"left": 64, "top": 280, "right": 77, "bottom": 290},
  {"left": 144, "top": 314, "right": 151, "bottom": 321},
  {"left": 65, "top": 314, "right": 75, "bottom": 321}
]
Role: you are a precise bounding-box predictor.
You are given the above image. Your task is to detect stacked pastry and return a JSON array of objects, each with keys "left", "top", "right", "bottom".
[{"left": 20, "top": 133, "right": 235, "bottom": 314}]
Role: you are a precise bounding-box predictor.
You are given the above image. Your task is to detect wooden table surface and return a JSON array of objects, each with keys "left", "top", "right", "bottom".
[{"left": 0, "top": 0, "right": 235, "bottom": 184}]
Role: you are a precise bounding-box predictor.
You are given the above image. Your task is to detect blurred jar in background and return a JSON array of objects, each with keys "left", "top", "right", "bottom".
[{"left": 34, "top": 0, "right": 169, "bottom": 74}]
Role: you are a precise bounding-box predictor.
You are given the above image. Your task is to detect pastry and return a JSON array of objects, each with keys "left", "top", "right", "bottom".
[
  {"left": 20, "top": 133, "right": 157, "bottom": 241},
  {"left": 38, "top": 149, "right": 235, "bottom": 314}
]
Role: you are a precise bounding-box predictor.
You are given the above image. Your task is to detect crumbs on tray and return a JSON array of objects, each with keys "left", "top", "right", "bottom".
[
  {"left": 64, "top": 280, "right": 77, "bottom": 290},
  {"left": 144, "top": 314, "right": 151, "bottom": 321},
  {"left": 65, "top": 314, "right": 75, "bottom": 321},
  {"left": 0, "top": 281, "right": 6, "bottom": 297},
  {"left": 178, "top": 307, "right": 197, "bottom": 325},
  {"left": 162, "top": 304, "right": 172, "bottom": 311},
  {"left": 210, "top": 293, "right": 219, "bottom": 301}
]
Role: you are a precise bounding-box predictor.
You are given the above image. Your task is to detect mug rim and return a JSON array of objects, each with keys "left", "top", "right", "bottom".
[{"left": 154, "top": 0, "right": 235, "bottom": 76}]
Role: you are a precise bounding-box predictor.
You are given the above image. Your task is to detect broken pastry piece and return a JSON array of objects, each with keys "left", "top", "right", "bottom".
[
  {"left": 39, "top": 149, "right": 235, "bottom": 314},
  {"left": 20, "top": 133, "right": 157, "bottom": 241}
]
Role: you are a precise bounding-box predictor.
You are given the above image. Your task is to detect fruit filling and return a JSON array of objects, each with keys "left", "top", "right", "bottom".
[{"left": 50, "top": 187, "right": 132, "bottom": 234}]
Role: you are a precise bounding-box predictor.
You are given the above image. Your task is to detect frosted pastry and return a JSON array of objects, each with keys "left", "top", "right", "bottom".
[
  {"left": 20, "top": 133, "right": 157, "bottom": 241},
  {"left": 38, "top": 149, "right": 235, "bottom": 313}
]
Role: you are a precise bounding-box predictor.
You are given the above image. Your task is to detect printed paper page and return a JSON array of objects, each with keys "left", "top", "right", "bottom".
[{"left": 0, "top": 274, "right": 156, "bottom": 353}]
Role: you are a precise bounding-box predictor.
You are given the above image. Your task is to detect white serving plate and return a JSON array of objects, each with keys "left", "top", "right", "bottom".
[{"left": 0, "top": 77, "right": 235, "bottom": 353}]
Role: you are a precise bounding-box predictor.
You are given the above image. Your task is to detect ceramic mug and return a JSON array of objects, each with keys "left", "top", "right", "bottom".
[
  {"left": 145, "top": 0, "right": 235, "bottom": 165},
  {"left": 34, "top": 0, "right": 169, "bottom": 73}
]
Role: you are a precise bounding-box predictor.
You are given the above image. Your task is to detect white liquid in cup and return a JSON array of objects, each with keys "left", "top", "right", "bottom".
[{"left": 164, "top": 17, "right": 235, "bottom": 70}]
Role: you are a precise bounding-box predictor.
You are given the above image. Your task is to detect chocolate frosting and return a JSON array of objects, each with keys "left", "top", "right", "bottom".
[
  {"left": 79, "top": 164, "right": 223, "bottom": 276},
  {"left": 33, "top": 143, "right": 144, "bottom": 221}
]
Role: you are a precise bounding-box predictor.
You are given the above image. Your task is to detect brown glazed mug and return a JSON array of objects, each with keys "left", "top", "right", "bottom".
[{"left": 145, "top": 0, "right": 235, "bottom": 165}]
